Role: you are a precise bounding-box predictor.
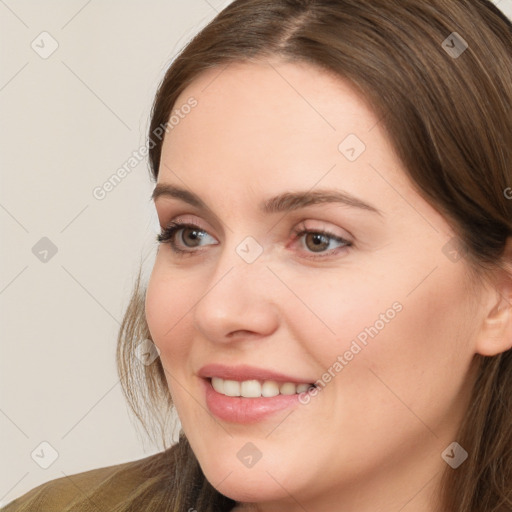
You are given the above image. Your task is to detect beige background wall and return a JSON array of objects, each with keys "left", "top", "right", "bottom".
[
  {"left": 0, "top": 0, "right": 233, "bottom": 504},
  {"left": 1, "top": 0, "right": 511, "bottom": 505}
]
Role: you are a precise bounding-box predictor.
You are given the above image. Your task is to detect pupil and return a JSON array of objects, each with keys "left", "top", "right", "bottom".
[
  {"left": 309, "top": 233, "right": 327, "bottom": 252},
  {"left": 185, "top": 228, "right": 201, "bottom": 246}
]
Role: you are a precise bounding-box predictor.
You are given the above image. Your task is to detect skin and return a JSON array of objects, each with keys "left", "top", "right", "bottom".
[{"left": 144, "top": 58, "right": 512, "bottom": 512}]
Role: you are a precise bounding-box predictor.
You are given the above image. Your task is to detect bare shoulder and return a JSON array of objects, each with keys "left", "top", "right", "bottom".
[{"left": 0, "top": 447, "right": 176, "bottom": 512}]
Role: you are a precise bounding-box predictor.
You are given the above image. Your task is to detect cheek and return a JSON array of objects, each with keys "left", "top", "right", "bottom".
[
  {"left": 145, "top": 266, "right": 202, "bottom": 411},
  {"left": 284, "top": 258, "right": 475, "bottom": 419},
  {"left": 277, "top": 264, "right": 403, "bottom": 370},
  {"left": 145, "top": 263, "right": 195, "bottom": 363},
  {"left": 370, "top": 269, "right": 475, "bottom": 400}
]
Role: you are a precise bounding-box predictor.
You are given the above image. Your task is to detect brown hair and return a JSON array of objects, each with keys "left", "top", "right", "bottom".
[{"left": 116, "top": 1, "right": 512, "bottom": 510}]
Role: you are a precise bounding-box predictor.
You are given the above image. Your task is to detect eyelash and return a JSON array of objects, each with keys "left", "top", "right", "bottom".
[{"left": 156, "top": 221, "right": 352, "bottom": 260}]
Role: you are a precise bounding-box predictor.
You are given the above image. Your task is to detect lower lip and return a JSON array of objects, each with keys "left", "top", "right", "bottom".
[{"left": 202, "top": 378, "right": 314, "bottom": 424}]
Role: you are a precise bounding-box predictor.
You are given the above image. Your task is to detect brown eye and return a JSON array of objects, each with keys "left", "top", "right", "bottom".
[
  {"left": 292, "top": 226, "right": 352, "bottom": 260},
  {"left": 303, "top": 232, "right": 332, "bottom": 253},
  {"left": 157, "top": 221, "right": 352, "bottom": 260},
  {"left": 179, "top": 227, "right": 207, "bottom": 248},
  {"left": 157, "top": 222, "right": 216, "bottom": 254}
]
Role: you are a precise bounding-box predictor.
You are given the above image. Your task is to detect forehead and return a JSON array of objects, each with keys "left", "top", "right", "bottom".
[
  {"left": 166, "top": 58, "right": 379, "bottom": 145},
  {"left": 166, "top": 61, "right": 382, "bottom": 158},
  {"left": 157, "top": 59, "right": 416, "bottom": 222}
]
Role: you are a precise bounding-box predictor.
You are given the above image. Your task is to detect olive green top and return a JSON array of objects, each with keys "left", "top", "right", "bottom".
[
  {"left": 0, "top": 449, "right": 174, "bottom": 512},
  {"left": 1, "top": 439, "right": 238, "bottom": 512}
]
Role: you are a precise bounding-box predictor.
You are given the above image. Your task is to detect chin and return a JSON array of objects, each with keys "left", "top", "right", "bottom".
[
  {"left": 208, "top": 473, "right": 291, "bottom": 504},
  {"left": 198, "top": 455, "right": 303, "bottom": 504}
]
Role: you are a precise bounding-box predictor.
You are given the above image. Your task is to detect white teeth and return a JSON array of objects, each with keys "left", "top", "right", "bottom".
[
  {"left": 223, "top": 380, "right": 240, "bottom": 397},
  {"left": 210, "top": 377, "right": 315, "bottom": 397},
  {"left": 279, "top": 382, "right": 297, "bottom": 395},
  {"left": 241, "top": 380, "right": 261, "bottom": 398},
  {"left": 211, "top": 377, "right": 224, "bottom": 394},
  {"left": 261, "top": 380, "right": 280, "bottom": 397}
]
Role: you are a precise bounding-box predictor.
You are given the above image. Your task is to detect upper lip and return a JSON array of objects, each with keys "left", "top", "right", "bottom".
[{"left": 198, "top": 363, "right": 315, "bottom": 384}]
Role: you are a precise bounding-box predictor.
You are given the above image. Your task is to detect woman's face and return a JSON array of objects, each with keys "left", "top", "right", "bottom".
[{"left": 145, "top": 59, "right": 484, "bottom": 510}]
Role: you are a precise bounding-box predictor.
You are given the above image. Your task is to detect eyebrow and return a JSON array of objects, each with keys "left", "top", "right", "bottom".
[{"left": 151, "top": 184, "right": 382, "bottom": 216}]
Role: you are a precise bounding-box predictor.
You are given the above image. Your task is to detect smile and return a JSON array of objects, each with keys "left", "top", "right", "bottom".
[{"left": 210, "top": 377, "right": 316, "bottom": 397}]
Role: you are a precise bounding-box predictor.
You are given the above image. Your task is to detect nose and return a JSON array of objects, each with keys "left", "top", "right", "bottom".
[{"left": 192, "top": 242, "right": 280, "bottom": 344}]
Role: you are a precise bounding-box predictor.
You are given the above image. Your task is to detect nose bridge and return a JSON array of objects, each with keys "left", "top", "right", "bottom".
[
  {"left": 192, "top": 232, "right": 280, "bottom": 340},
  {"left": 212, "top": 226, "right": 271, "bottom": 283},
  {"left": 202, "top": 233, "right": 272, "bottom": 305}
]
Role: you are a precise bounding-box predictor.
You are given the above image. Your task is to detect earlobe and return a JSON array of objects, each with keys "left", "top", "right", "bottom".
[{"left": 475, "top": 242, "right": 512, "bottom": 357}]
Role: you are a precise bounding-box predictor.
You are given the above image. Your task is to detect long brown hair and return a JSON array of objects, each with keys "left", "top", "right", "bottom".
[{"left": 116, "top": 1, "right": 512, "bottom": 510}]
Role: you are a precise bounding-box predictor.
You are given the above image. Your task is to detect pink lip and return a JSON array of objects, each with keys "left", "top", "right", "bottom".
[
  {"left": 198, "top": 364, "right": 318, "bottom": 423},
  {"left": 197, "top": 363, "right": 315, "bottom": 384},
  {"left": 201, "top": 377, "right": 315, "bottom": 424}
]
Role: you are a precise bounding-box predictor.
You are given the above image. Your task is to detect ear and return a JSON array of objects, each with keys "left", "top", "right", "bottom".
[{"left": 475, "top": 237, "right": 512, "bottom": 357}]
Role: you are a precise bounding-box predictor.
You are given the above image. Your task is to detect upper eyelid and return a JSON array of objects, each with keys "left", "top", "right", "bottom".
[
  {"left": 159, "top": 207, "right": 355, "bottom": 233},
  {"left": 158, "top": 212, "right": 224, "bottom": 236}
]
